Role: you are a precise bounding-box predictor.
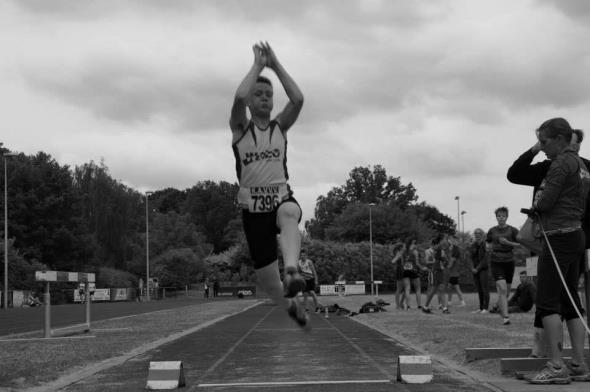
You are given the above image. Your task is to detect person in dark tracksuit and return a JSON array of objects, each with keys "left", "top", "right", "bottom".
[{"left": 470, "top": 228, "right": 489, "bottom": 313}]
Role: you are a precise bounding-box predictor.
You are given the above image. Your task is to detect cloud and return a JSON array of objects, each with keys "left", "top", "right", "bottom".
[
  {"left": 22, "top": 58, "right": 238, "bottom": 132},
  {"left": 536, "top": 0, "right": 590, "bottom": 22}
]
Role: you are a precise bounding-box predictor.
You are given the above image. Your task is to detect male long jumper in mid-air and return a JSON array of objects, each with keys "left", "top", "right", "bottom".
[{"left": 229, "top": 42, "right": 308, "bottom": 328}]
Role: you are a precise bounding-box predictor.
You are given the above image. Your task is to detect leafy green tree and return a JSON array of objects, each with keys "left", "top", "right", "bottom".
[
  {"left": 151, "top": 188, "right": 187, "bottom": 214},
  {"left": 325, "top": 203, "right": 434, "bottom": 244},
  {"left": 152, "top": 248, "right": 207, "bottom": 287},
  {"left": 306, "top": 165, "right": 450, "bottom": 241},
  {"left": 3, "top": 151, "right": 90, "bottom": 270},
  {"left": 96, "top": 267, "right": 137, "bottom": 288},
  {"left": 301, "top": 239, "right": 396, "bottom": 288},
  {"left": 126, "top": 211, "right": 212, "bottom": 279},
  {"left": 0, "top": 238, "right": 48, "bottom": 291},
  {"left": 149, "top": 211, "right": 212, "bottom": 258},
  {"left": 185, "top": 181, "right": 240, "bottom": 252},
  {"left": 413, "top": 202, "right": 456, "bottom": 235},
  {"left": 73, "top": 161, "right": 144, "bottom": 270}
]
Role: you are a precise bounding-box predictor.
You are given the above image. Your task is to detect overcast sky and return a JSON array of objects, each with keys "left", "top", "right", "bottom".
[{"left": 3, "top": 0, "right": 590, "bottom": 234}]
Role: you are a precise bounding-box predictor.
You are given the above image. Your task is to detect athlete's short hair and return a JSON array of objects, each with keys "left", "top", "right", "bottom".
[
  {"left": 494, "top": 206, "right": 509, "bottom": 216},
  {"left": 256, "top": 76, "right": 272, "bottom": 87}
]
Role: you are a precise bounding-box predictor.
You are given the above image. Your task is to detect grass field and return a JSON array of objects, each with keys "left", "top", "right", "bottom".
[{"left": 322, "top": 292, "right": 578, "bottom": 380}]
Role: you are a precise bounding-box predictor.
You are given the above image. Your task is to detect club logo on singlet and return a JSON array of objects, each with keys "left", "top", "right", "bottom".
[{"left": 242, "top": 148, "right": 281, "bottom": 166}]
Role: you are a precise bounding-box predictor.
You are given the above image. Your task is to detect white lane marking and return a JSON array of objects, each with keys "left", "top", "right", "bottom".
[
  {"left": 0, "top": 335, "right": 96, "bottom": 342},
  {"left": 197, "top": 379, "right": 391, "bottom": 387},
  {"left": 196, "top": 306, "right": 275, "bottom": 381}
]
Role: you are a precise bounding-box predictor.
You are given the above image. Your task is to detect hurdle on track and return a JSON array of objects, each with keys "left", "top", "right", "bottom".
[{"left": 35, "top": 270, "right": 95, "bottom": 338}]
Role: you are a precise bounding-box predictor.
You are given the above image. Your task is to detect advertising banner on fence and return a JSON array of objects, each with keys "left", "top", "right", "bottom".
[
  {"left": 319, "top": 283, "right": 366, "bottom": 296},
  {"left": 74, "top": 288, "right": 110, "bottom": 302},
  {"left": 112, "top": 288, "right": 128, "bottom": 301},
  {"left": 218, "top": 286, "right": 257, "bottom": 297}
]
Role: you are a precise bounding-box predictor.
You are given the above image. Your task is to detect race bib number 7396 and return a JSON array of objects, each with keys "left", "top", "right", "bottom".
[{"left": 238, "top": 184, "right": 289, "bottom": 213}]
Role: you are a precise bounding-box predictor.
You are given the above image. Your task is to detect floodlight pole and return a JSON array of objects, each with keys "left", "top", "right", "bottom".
[
  {"left": 461, "top": 210, "right": 467, "bottom": 238},
  {"left": 369, "top": 202, "right": 375, "bottom": 296},
  {"left": 455, "top": 196, "right": 460, "bottom": 234},
  {"left": 145, "top": 191, "right": 153, "bottom": 302},
  {"left": 3, "top": 152, "right": 17, "bottom": 309}
]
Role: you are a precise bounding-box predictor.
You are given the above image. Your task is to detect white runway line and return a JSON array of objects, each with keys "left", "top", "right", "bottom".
[
  {"left": 0, "top": 335, "right": 96, "bottom": 342},
  {"left": 197, "top": 379, "right": 391, "bottom": 387}
]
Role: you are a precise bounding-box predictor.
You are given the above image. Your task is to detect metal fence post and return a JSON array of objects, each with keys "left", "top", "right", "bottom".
[
  {"left": 44, "top": 282, "right": 51, "bottom": 338},
  {"left": 85, "top": 281, "right": 91, "bottom": 332}
]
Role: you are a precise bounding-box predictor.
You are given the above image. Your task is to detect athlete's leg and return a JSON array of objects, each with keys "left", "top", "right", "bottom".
[
  {"left": 276, "top": 201, "right": 301, "bottom": 270},
  {"left": 310, "top": 290, "right": 319, "bottom": 310},
  {"left": 255, "top": 260, "right": 290, "bottom": 309},
  {"left": 447, "top": 283, "right": 453, "bottom": 304},
  {"left": 438, "top": 283, "right": 449, "bottom": 310},
  {"left": 566, "top": 318, "right": 586, "bottom": 368},
  {"left": 454, "top": 284, "right": 465, "bottom": 303},
  {"left": 395, "top": 279, "right": 403, "bottom": 308},
  {"left": 403, "top": 277, "right": 411, "bottom": 308},
  {"left": 543, "top": 314, "right": 566, "bottom": 367},
  {"left": 412, "top": 278, "right": 422, "bottom": 308},
  {"left": 302, "top": 291, "right": 309, "bottom": 310},
  {"left": 276, "top": 202, "right": 305, "bottom": 297},
  {"left": 496, "top": 279, "right": 509, "bottom": 318},
  {"left": 424, "top": 286, "right": 435, "bottom": 307}
]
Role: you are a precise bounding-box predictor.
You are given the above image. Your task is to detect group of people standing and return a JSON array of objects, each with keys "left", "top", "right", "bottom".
[
  {"left": 391, "top": 234, "right": 465, "bottom": 314},
  {"left": 203, "top": 276, "right": 220, "bottom": 299}
]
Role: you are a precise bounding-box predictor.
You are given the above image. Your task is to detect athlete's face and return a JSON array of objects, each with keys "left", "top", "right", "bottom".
[
  {"left": 249, "top": 82, "right": 273, "bottom": 116},
  {"left": 495, "top": 212, "right": 508, "bottom": 226},
  {"left": 474, "top": 230, "right": 484, "bottom": 243},
  {"left": 538, "top": 129, "right": 568, "bottom": 160}
]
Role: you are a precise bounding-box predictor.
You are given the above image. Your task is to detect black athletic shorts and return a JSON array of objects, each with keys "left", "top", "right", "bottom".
[
  {"left": 402, "top": 270, "right": 418, "bottom": 280},
  {"left": 490, "top": 261, "right": 515, "bottom": 284},
  {"left": 242, "top": 197, "right": 301, "bottom": 270},
  {"left": 449, "top": 276, "right": 459, "bottom": 286},
  {"left": 304, "top": 278, "right": 316, "bottom": 293},
  {"left": 536, "top": 230, "right": 585, "bottom": 321}
]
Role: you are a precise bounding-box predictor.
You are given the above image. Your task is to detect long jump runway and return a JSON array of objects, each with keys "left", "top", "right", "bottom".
[{"left": 62, "top": 302, "right": 495, "bottom": 392}]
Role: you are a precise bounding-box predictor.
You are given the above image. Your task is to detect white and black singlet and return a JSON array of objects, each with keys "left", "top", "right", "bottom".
[{"left": 233, "top": 120, "right": 293, "bottom": 213}]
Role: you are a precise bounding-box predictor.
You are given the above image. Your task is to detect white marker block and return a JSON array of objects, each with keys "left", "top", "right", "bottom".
[
  {"left": 397, "top": 355, "right": 433, "bottom": 384},
  {"left": 146, "top": 361, "right": 186, "bottom": 390}
]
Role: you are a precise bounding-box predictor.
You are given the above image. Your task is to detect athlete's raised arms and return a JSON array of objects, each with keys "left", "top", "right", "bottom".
[
  {"left": 230, "top": 43, "right": 266, "bottom": 135},
  {"left": 262, "top": 42, "right": 303, "bottom": 132},
  {"left": 230, "top": 42, "right": 303, "bottom": 138}
]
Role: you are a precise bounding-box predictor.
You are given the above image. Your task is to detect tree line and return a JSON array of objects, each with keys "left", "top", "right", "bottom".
[{"left": 2, "top": 143, "right": 471, "bottom": 293}]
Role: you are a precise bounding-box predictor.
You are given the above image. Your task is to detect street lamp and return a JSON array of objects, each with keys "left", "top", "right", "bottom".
[
  {"left": 369, "top": 202, "right": 375, "bottom": 297},
  {"left": 461, "top": 210, "right": 467, "bottom": 237},
  {"left": 145, "top": 191, "right": 153, "bottom": 302},
  {"left": 454, "top": 196, "right": 460, "bottom": 234},
  {"left": 3, "top": 152, "right": 17, "bottom": 309}
]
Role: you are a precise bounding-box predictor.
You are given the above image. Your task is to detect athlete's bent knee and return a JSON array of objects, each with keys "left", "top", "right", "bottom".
[{"left": 277, "top": 202, "right": 301, "bottom": 222}]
